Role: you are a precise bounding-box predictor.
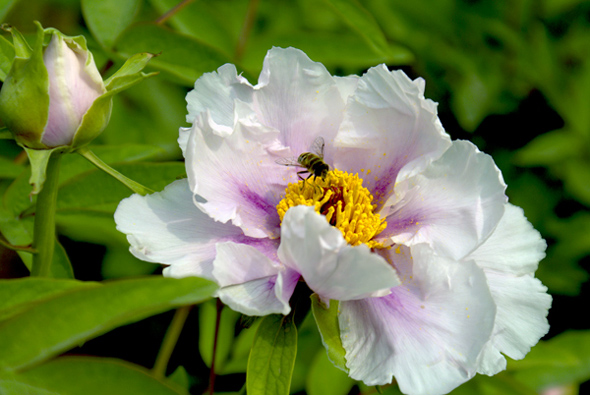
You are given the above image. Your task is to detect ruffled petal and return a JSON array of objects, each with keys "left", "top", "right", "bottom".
[
  {"left": 334, "top": 65, "right": 451, "bottom": 206},
  {"left": 277, "top": 206, "right": 400, "bottom": 302},
  {"left": 339, "top": 244, "right": 496, "bottom": 394},
  {"left": 212, "top": 241, "right": 298, "bottom": 316},
  {"left": 466, "top": 204, "right": 551, "bottom": 374},
  {"left": 114, "top": 179, "right": 243, "bottom": 280},
  {"left": 253, "top": 47, "right": 349, "bottom": 165},
  {"left": 185, "top": 107, "right": 291, "bottom": 238},
  {"left": 476, "top": 273, "right": 551, "bottom": 375},
  {"left": 383, "top": 140, "right": 507, "bottom": 260},
  {"left": 467, "top": 204, "right": 546, "bottom": 275}
]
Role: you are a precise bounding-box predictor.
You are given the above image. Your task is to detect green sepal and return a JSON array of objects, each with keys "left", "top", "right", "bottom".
[
  {"left": 310, "top": 294, "right": 349, "bottom": 372},
  {"left": 24, "top": 146, "right": 65, "bottom": 195},
  {"left": 0, "top": 34, "right": 16, "bottom": 81},
  {"left": 1, "top": 23, "right": 32, "bottom": 58},
  {"left": 72, "top": 53, "right": 158, "bottom": 149},
  {"left": 0, "top": 23, "right": 49, "bottom": 149}
]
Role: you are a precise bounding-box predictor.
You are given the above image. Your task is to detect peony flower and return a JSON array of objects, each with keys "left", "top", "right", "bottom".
[
  {"left": 0, "top": 22, "right": 110, "bottom": 150},
  {"left": 114, "top": 47, "right": 551, "bottom": 394}
]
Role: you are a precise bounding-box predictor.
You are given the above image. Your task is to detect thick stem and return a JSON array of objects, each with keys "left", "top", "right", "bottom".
[
  {"left": 31, "top": 153, "right": 61, "bottom": 277},
  {"left": 77, "top": 147, "right": 153, "bottom": 196},
  {"left": 153, "top": 305, "right": 192, "bottom": 379}
]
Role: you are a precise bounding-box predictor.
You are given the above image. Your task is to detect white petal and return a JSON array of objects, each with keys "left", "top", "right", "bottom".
[
  {"left": 253, "top": 47, "right": 349, "bottom": 165},
  {"left": 476, "top": 272, "right": 551, "bottom": 375},
  {"left": 466, "top": 204, "right": 551, "bottom": 374},
  {"left": 185, "top": 109, "right": 292, "bottom": 238},
  {"left": 467, "top": 204, "right": 546, "bottom": 275},
  {"left": 185, "top": 63, "right": 253, "bottom": 127},
  {"left": 339, "top": 244, "right": 496, "bottom": 394},
  {"left": 114, "top": 179, "right": 244, "bottom": 280},
  {"left": 213, "top": 241, "right": 298, "bottom": 316},
  {"left": 278, "top": 206, "right": 400, "bottom": 302},
  {"left": 334, "top": 65, "right": 451, "bottom": 206},
  {"left": 385, "top": 140, "right": 507, "bottom": 260}
]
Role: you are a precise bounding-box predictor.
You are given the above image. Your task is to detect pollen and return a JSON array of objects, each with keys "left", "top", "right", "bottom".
[{"left": 276, "top": 169, "right": 387, "bottom": 248}]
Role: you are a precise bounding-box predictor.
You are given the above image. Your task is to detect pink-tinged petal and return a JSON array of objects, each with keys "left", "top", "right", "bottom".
[
  {"left": 253, "top": 47, "right": 348, "bottom": 164},
  {"left": 181, "top": 64, "right": 254, "bottom": 154},
  {"left": 383, "top": 140, "right": 507, "bottom": 260},
  {"left": 333, "top": 65, "right": 451, "bottom": 206},
  {"left": 115, "top": 179, "right": 245, "bottom": 280},
  {"left": 213, "top": 242, "right": 298, "bottom": 316},
  {"left": 185, "top": 108, "right": 292, "bottom": 239},
  {"left": 339, "top": 244, "right": 496, "bottom": 394},
  {"left": 277, "top": 206, "right": 400, "bottom": 303},
  {"left": 467, "top": 204, "right": 546, "bottom": 275},
  {"left": 476, "top": 273, "right": 551, "bottom": 375},
  {"left": 42, "top": 35, "right": 105, "bottom": 147}
]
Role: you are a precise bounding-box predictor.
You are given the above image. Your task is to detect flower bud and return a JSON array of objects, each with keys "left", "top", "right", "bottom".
[{"left": 0, "top": 22, "right": 111, "bottom": 150}]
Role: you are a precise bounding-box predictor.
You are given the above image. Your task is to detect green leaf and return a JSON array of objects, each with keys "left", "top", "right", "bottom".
[
  {"left": 0, "top": 210, "right": 73, "bottom": 279},
  {"left": 168, "top": 365, "right": 190, "bottom": 391},
  {"left": 306, "top": 349, "right": 354, "bottom": 395},
  {"left": 81, "top": 0, "right": 141, "bottom": 50},
  {"left": 198, "top": 300, "right": 240, "bottom": 370},
  {"left": 247, "top": 314, "right": 298, "bottom": 395},
  {"left": 323, "top": 0, "right": 391, "bottom": 58},
  {"left": 221, "top": 319, "right": 262, "bottom": 374},
  {"left": 0, "top": 277, "right": 96, "bottom": 321},
  {"left": 148, "top": 0, "right": 242, "bottom": 57},
  {"left": 0, "top": 155, "right": 23, "bottom": 178},
  {"left": 0, "top": 276, "right": 217, "bottom": 372},
  {"left": 310, "top": 294, "right": 348, "bottom": 372},
  {"left": 9, "top": 356, "right": 188, "bottom": 395},
  {"left": 563, "top": 159, "right": 590, "bottom": 206},
  {"left": 0, "top": 34, "right": 15, "bottom": 81},
  {"left": 113, "top": 23, "right": 231, "bottom": 86},
  {"left": 511, "top": 331, "right": 590, "bottom": 390},
  {"left": 56, "top": 162, "right": 185, "bottom": 212},
  {"left": 0, "top": 0, "right": 19, "bottom": 23},
  {"left": 515, "top": 130, "right": 583, "bottom": 167}
]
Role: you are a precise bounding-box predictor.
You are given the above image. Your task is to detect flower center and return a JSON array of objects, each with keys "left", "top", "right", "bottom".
[{"left": 277, "top": 170, "right": 386, "bottom": 248}]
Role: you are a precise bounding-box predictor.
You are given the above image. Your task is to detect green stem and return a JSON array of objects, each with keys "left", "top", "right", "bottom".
[
  {"left": 0, "top": 237, "right": 37, "bottom": 253},
  {"left": 31, "top": 153, "right": 61, "bottom": 277},
  {"left": 152, "top": 305, "right": 192, "bottom": 379},
  {"left": 207, "top": 299, "right": 224, "bottom": 395},
  {"left": 77, "top": 147, "right": 153, "bottom": 196}
]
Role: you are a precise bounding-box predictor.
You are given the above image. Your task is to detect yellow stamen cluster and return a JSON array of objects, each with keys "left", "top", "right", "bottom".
[{"left": 277, "top": 169, "right": 387, "bottom": 248}]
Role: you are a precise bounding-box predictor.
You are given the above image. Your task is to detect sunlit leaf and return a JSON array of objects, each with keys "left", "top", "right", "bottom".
[
  {"left": 310, "top": 294, "right": 348, "bottom": 372},
  {"left": 10, "top": 356, "right": 188, "bottom": 395},
  {"left": 82, "top": 0, "right": 141, "bottom": 49},
  {"left": 114, "top": 23, "right": 231, "bottom": 86},
  {"left": 247, "top": 314, "right": 297, "bottom": 395},
  {"left": 0, "top": 276, "right": 216, "bottom": 372}
]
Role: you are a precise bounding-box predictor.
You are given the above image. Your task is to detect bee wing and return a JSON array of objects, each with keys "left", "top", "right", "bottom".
[
  {"left": 275, "top": 156, "right": 302, "bottom": 167},
  {"left": 310, "top": 136, "right": 325, "bottom": 158}
]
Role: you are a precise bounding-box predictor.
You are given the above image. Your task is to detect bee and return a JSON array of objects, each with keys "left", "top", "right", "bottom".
[{"left": 276, "top": 136, "right": 329, "bottom": 181}]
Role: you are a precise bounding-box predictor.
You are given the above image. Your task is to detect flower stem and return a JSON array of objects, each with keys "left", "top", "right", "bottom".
[
  {"left": 155, "top": 0, "right": 195, "bottom": 24},
  {"left": 31, "top": 152, "right": 61, "bottom": 277},
  {"left": 153, "top": 305, "right": 192, "bottom": 379},
  {"left": 76, "top": 147, "right": 153, "bottom": 196},
  {"left": 235, "top": 0, "right": 260, "bottom": 61},
  {"left": 207, "top": 299, "right": 224, "bottom": 395}
]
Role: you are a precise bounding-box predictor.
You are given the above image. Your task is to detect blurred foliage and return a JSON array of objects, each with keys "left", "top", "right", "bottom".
[{"left": 1, "top": 0, "right": 590, "bottom": 393}]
